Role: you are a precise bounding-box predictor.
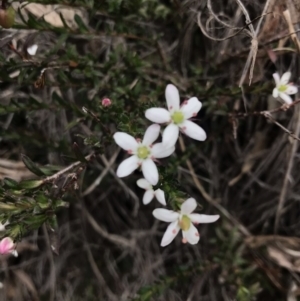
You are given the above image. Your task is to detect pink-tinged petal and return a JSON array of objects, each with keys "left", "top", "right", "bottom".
[
  {"left": 272, "top": 73, "right": 280, "bottom": 86},
  {"left": 142, "top": 159, "right": 158, "bottom": 185},
  {"left": 143, "top": 190, "right": 154, "bottom": 205},
  {"left": 154, "top": 189, "right": 166, "bottom": 206},
  {"left": 180, "top": 120, "right": 207, "bottom": 141},
  {"left": 145, "top": 108, "right": 170, "bottom": 123},
  {"left": 151, "top": 142, "right": 175, "bottom": 158},
  {"left": 113, "top": 132, "right": 138, "bottom": 151},
  {"left": 286, "top": 85, "right": 298, "bottom": 95},
  {"left": 0, "top": 237, "right": 14, "bottom": 254},
  {"left": 162, "top": 123, "right": 179, "bottom": 147},
  {"left": 142, "top": 124, "right": 160, "bottom": 145},
  {"left": 189, "top": 214, "right": 220, "bottom": 224},
  {"left": 137, "top": 178, "right": 152, "bottom": 190},
  {"left": 281, "top": 72, "right": 291, "bottom": 85},
  {"left": 116, "top": 156, "right": 139, "bottom": 177},
  {"left": 161, "top": 221, "right": 180, "bottom": 247},
  {"left": 182, "top": 223, "right": 200, "bottom": 245},
  {"left": 181, "top": 198, "right": 197, "bottom": 214},
  {"left": 272, "top": 88, "right": 279, "bottom": 98},
  {"left": 279, "top": 92, "right": 292, "bottom": 104},
  {"left": 181, "top": 97, "right": 202, "bottom": 119},
  {"left": 165, "top": 84, "right": 180, "bottom": 112},
  {"left": 153, "top": 208, "right": 179, "bottom": 222}
]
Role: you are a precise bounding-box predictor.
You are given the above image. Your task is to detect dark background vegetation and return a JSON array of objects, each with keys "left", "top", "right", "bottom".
[{"left": 1, "top": 0, "right": 300, "bottom": 300}]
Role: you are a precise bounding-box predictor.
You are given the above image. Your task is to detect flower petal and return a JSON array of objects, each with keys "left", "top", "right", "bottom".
[
  {"left": 180, "top": 120, "right": 207, "bottom": 141},
  {"left": 116, "top": 156, "right": 139, "bottom": 177},
  {"left": 143, "top": 190, "right": 154, "bottom": 205},
  {"left": 27, "top": 44, "right": 38, "bottom": 56},
  {"left": 182, "top": 223, "right": 200, "bottom": 245},
  {"left": 272, "top": 73, "right": 280, "bottom": 86},
  {"left": 162, "top": 123, "right": 179, "bottom": 147},
  {"left": 0, "top": 237, "right": 14, "bottom": 254},
  {"left": 181, "top": 198, "right": 197, "bottom": 214},
  {"left": 281, "top": 72, "right": 291, "bottom": 85},
  {"left": 161, "top": 221, "right": 180, "bottom": 247},
  {"left": 142, "top": 158, "right": 158, "bottom": 185},
  {"left": 143, "top": 124, "right": 160, "bottom": 145},
  {"left": 279, "top": 92, "right": 293, "bottom": 104},
  {"left": 165, "top": 84, "right": 180, "bottom": 112},
  {"left": 189, "top": 214, "right": 220, "bottom": 224},
  {"left": 113, "top": 132, "right": 138, "bottom": 151},
  {"left": 11, "top": 250, "right": 18, "bottom": 257},
  {"left": 137, "top": 178, "right": 152, "bottom": 190},
  {"left": 286, "top": 85, "right": 298, "bottom": 95},
  {"left": 145, "top": 108, "right": 170, "bottom": 123},
  {"left": 181, "top": 97, "right": 202, "bottom": 119},
  {"left": 151, "top": 142, "right": 175, "bottom": 158},
  {"left": 272, "top": 88, "right": 279, "bottom": 98},
  {"left": 153, "top": 208, "right": 179, "bottom": 222},
  {"left": 154, "top": 189, "right": 166, "bottom": 206}
]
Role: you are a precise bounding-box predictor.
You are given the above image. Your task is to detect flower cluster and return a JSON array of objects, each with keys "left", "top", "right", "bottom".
[{"left": 113, "top": 84, "right": 219, "bottom": 246}]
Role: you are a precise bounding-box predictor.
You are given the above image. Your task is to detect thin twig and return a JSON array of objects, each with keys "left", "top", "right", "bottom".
[
  {"left": 262, "top": 112, "right": 300, "bottom": 142},
  {"left": 42, "top": 224, "right": 56, "bottom": 301},
  {"left": 99, "top": 154, "right": 140, "bottom": 217},
  {"left": 230, "top": 99, "right": 300, "bottom": 118},
  {"left": 83, "top": 206, "right": 134, "bottom": 249},
  {"left": 274, "top": 106, "right": 300, "bottom": 231},
  {"left": 82, "top": 149, "right": 120, "bottom": 196},
  {"left": 229, "top": 100, "right": 300, "bottom": 141},
  {"left": 42, "top": 153, "right": 94, "bottom": 184}
]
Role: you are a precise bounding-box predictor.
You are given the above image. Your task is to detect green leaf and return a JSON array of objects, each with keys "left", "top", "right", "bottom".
[
  {"left": 59, "top": 12, "right": 71, "bottom": 30},
  {"left": 21, "top": 154, "right": 45, "bottom": 176},
  {"left": 74, "top": 14, "right": 88, "bottom": 32},
  {"left": 18, "top": 179, "right": 43, "bottom": 189},
  {"left": 2, "top": 177, "right": 19, "bottom": 188}
]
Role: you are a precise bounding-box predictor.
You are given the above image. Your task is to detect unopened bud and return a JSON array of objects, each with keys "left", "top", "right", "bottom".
[
  {"left": 0, "top": 7, "right": 15, "bottom": 29},
  {"left": 101, "top": 98, "right": 111, "bottom": 107},
  {"left": 0, "top": 237, "right": 17, "bottom": 256}
]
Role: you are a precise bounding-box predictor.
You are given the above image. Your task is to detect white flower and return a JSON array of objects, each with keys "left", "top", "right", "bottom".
[
  {"left": 113, "top": 124, "right": 175, "bottom": 185},
  {"left": 0, "top": 221, "right": 8, "bottom": 232},
  {"left": 272, "top": 72, "right": 298, "bottom": 104},
  {"left": 27, "top": 44, "right": 38, "bottom": 56},
  {"left": 153, "top": 198, "right": 219, "bottom": 247},
  {"left": 137, "top": 178, "right": 166, "bottom": 205},
  {"left": 145, "top": 84, "right": 207, "bottom": 147}
]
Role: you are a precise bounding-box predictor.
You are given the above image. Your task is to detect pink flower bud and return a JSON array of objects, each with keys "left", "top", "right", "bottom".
[
  {"left": 101, "top": 98, "right": 111, "bottom": 107},
  {"left": 0, "top": 237, "right": 17, "bottom": 256}
]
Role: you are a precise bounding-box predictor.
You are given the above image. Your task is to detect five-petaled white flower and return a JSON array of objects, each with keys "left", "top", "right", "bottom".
[
  {"left": 113, "top": 124, "right": 175, "bottom": 185},
  {"left": 153, "top": 198, "right": 219, "bottom": 247},
  {"left": 145, "top": 84, "right": 207, "bottom": 147},
  {"left": 272, "top": 72, "right": 298, "bottom": 104},
  {"left": 137, "top": 178, "right": 166, "bottom": 205}
]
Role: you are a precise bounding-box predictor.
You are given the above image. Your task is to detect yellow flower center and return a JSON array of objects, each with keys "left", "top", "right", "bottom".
[
  {"left": 137, "top": 145, "right": 150, "bottom": 159},
  {"left": 179, "top": 215, "right": 191, "bottom": 231},
  {"left": 171, "top": 111, "right": 184, "bottom": 125},
  {"left": 278, "top": 85, "right": 287, "bottom": 92}
]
